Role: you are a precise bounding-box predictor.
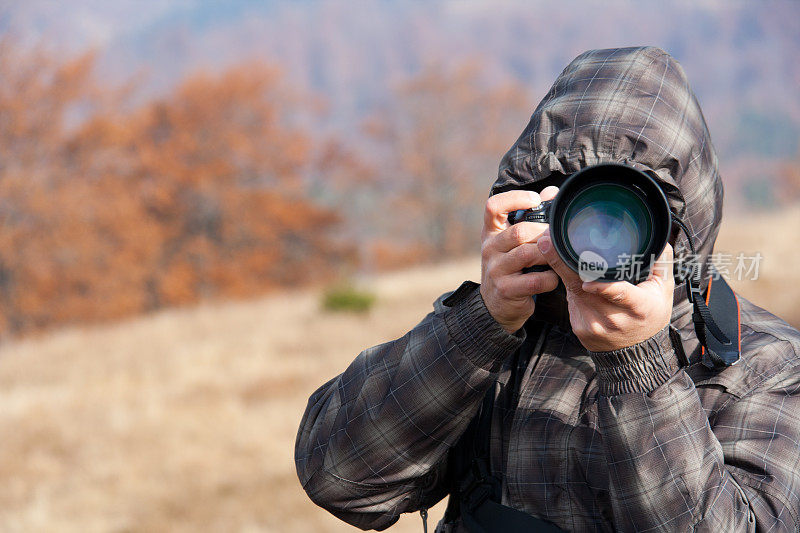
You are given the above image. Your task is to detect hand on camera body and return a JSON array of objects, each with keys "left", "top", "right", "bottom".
[
  {"left": 480, "top": 187, "right": 561, "bottom": 334},
  {"left": 481, "top": 186, "right": 675, "bottom": 352}
]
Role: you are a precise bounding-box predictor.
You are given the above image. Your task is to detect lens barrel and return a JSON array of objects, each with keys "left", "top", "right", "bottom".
[
  {"left": 548, "top": 163, "right": 671, "bottom": 283},
  {"left": 508, "top": 164, "right": 671, "bottom": 283}
]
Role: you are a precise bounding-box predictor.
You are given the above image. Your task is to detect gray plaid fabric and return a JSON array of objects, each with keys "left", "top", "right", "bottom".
[{"left": 295, "top": 47, "right": 800, "bottom": 532}]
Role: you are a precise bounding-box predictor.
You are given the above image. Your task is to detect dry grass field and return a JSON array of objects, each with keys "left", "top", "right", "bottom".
[{"left": 1, "top": 207, "right": 798, "bottom": 532}]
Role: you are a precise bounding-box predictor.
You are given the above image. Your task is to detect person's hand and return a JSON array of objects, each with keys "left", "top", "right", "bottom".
[
  {"left": 537, "top": 218, "right": 675, "bottom": 352},
  {"left": 480, "top": 187, "right": 561, "bottom": 334}
]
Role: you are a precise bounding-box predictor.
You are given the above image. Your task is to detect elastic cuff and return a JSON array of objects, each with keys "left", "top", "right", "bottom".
[
  {"left": 589, "top": 326, "right": 680, "bottom": 395},
  {"left": 442, "top": 281, "right": 525, "bottom": 371}
]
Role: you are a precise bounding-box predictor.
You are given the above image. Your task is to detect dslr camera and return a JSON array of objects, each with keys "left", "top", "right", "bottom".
[{"left": 508, "top": 163, "right": 671, "bottom": 283}]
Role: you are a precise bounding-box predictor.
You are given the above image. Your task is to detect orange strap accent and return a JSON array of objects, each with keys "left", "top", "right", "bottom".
[
  {"left": 700, "top": 278, "right": 712, "bottom": 356},
  {"left": 699, "top": 276, "right": 741, "bottom": 358}
]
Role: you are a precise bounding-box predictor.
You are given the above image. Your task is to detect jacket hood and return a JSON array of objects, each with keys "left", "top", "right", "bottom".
[{"left": 494, "top": 46, "right": 723, "bottom": 316}]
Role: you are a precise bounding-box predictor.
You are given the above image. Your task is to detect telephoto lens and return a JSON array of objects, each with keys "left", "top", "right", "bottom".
[{"left": 509, "top": 163, "right": 672, "bottom": 283}]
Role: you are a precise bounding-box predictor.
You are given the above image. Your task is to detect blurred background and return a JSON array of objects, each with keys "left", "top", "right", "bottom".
[{"left": 0, "top": 0, "right": 798, "bottom": 531}]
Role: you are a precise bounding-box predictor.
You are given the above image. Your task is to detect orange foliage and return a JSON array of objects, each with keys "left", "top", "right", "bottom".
[
  {"left": 0, "top": 40, "right": 534, "bottom": 336},
  {"left": 0, "top": 38, "right": 351, "bottom": 335}
]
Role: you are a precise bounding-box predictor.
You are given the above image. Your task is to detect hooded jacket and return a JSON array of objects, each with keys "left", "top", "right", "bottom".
[{"left": 295, "top": 47, "right": 800, "bottom": 532}]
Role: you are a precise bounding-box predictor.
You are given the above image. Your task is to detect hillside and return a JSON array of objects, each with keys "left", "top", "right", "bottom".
[{"left": 0, "top": 207, "right": 798, "bottom": 532}]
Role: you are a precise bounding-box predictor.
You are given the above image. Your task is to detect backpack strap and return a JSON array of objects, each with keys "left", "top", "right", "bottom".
[
  {"left": 442, "top": 323, "right": 566, "bottom": 533},
  {"left": 458, "top": 387, "right": 500, "bottom": 514},
  {"left": 442, "top": 385, "right": 495, "bottom": 524}
]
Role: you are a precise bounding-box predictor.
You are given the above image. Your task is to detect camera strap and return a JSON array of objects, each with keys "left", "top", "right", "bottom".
[{"left": 671, "top": 216, "right": 740, "bottom": 369}]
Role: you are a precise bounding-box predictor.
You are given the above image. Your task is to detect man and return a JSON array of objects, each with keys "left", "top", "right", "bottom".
[{"left": 295, "top": 47, "right": 800, "bottom": 531}]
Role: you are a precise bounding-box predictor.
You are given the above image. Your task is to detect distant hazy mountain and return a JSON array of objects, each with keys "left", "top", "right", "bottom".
[{"left": 4, "top": 0, "right": 799, "bottom": 202}]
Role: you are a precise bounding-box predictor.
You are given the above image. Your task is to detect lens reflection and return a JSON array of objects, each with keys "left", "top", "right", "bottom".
[{"left": 564, "top": 185, "right": 652, "bottom": 268}]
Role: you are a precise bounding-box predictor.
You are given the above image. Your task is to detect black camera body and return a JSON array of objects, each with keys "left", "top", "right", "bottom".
[
  {"left": 506, "top": 163, "right": 671, "bottom": 283},
  {"left": 509, "top": 201, "right": 553, "bottom": 226}
]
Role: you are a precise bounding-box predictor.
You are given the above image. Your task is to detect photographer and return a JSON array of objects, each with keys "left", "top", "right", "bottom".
[{"left": 295, "top": 47, "right": 800, "bottom": 532}]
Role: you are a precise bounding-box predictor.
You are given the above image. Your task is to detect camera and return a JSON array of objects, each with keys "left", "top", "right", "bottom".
[{"left": 508, "top": 163, "right": 672, "bottom": 283}]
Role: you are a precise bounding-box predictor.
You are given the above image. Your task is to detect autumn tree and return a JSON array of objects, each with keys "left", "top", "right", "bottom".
[
  {"left": 0, "top": 37, "right": 352, "bottom": 335},
  {"left": 364, "top": 61, "right": 532, "bottom": 262},
  {"left": 116, "top": 65, "right": 351, "bottom": 306},
  {"left": 0, "top": 40, "right": 533, "bottom": 336},
  {"left": 0, "top": 38, "right": 113, "bottom": 332}
]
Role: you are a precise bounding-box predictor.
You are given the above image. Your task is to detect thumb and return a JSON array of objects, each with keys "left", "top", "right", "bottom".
[
  {"left": 642, "top": 242, "right": 675, "bottom": 296},
  {"left": 537, "top": 232, "right": 583, "bottom": 292}
]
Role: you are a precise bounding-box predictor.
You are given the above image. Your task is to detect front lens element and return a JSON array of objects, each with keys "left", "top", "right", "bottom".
[{"left": 564, "top": 185, "right": 653, "bottom": 268}]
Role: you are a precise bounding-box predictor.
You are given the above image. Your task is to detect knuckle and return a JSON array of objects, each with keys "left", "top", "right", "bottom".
[
  {"left": 525, "top": 275, "right": 541, "bottom": 294},
  {"left": 512, "top": 243, "right": 533, "bottom": 265},
  {"left": 504, "top": 244, "right": 520, "bottom": 263},
  {"left": 588, "top": 321, "right": 607, "bottom": 337},
  {"left": 525, "top": 271, "right": 558, "bottom": 295},
  {"left": 495, "top": 278, "right": 511, "bottom": 298},
  {"left": 522, "top": 243, "right": 538, "bottom": 262},
  {"left": 543, "top": 271, "right": 560, "bottom": 291},
  {"left": 485, "top": 196, "right": 500, "bottom": 216},
  {"left": 509, "top": 224, "right": 528, "bottom": 246}
]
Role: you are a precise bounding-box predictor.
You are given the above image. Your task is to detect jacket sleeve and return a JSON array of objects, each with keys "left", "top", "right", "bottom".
[
  {"left": 294, "top": 281, "right": 524, "bottom": 530},
  {"left": 591, "top": 326, "right": 800, "bottom": 532}
]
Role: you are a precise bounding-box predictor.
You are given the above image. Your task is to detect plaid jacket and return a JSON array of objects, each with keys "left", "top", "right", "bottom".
[{"left": 295, "top": 47, "right": 800, "bottom": 532}]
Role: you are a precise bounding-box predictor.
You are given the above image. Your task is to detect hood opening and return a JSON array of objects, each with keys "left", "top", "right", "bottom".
[{"left": 492, "top": 46, "right": 724, "bottom": 316}]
